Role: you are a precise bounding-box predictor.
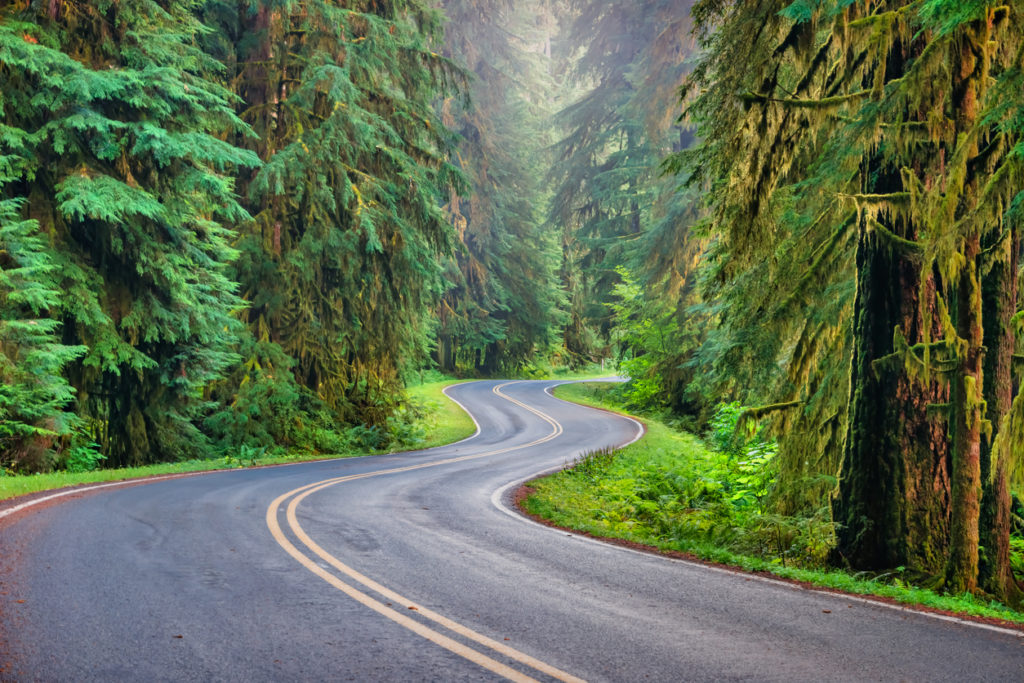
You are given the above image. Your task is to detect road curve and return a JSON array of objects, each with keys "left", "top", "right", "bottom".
[{"left": 1, "top": 380, "right": 1022, "bottom": 681}]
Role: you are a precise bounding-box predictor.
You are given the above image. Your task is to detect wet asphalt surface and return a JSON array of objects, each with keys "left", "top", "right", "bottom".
[{"left": 1, "top": 380, "right": 1022, "bottom": 681}]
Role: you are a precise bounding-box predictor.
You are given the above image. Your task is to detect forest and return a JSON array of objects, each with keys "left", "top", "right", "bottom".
[{"left": 1, "top": 0, "right": 1022, "bottom": 604}]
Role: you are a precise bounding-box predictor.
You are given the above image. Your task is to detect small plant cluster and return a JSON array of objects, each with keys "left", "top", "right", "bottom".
[
  {"left": 547, "top": 389, "right": 836, "bottom": 570},
  {"left": 1011, "top": 499, "right": 1024, "bottom": 581},
  {"left": 344, "top": 402, "right": 428, "bottom": 451}
]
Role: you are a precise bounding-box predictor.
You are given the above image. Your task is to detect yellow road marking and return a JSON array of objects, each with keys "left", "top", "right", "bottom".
[{"left": 267, "top": 382, "right": 585, "bottom": 683}]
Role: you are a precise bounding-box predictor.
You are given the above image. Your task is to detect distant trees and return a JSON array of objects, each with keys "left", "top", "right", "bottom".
[
  {"left": 548, "top": 0, "right": 697, "bottom": 374},
  {"left": 436, "top": 0, "right": 562, "bottom": 375}
]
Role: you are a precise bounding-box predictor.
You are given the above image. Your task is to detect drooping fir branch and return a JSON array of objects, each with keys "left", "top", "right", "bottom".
[
  {"left": 1, "top": 1, "right": 259, "bottom": 466},
  {"left": 740, "top": 89, "right": 872, "bottom": 109}
]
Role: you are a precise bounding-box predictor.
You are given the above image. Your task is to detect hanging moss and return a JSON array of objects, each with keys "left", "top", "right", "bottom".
[{"left": 680, "top": 0, "right": 1024, "bottom": 601}]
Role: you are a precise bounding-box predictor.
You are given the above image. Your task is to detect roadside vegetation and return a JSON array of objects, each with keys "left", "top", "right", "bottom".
[
  {"left": 0, "top": 374, "right": 476, "bottom": 502},
  {"left": 0, "top": 369, "right": 614, "bottom": 503},
  {"left": 524, "top": 382, "right": 1024, "bottom": 625}
]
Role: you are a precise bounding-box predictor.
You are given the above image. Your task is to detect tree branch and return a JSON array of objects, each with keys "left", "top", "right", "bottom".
[{"left": 740, "top": 89, "right": 871, "bottom": 109}]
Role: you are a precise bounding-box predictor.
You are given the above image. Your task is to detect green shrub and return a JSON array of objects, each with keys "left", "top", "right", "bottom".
[
  {"left": 205, "top": 337, "right": 306, "bottom": 450},
  {"left": 536, "top": 385, "right": 837, "bottom": 571},
  {"left": 61, "top": 438, "right": 105, "bottom": 473}
]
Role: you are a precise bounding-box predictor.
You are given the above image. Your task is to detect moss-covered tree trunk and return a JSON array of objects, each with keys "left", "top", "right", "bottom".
[
  {"left": 979, "top": 221, "right": 1021, "bottom": 600},
  {"left": 834, "top": 226, "right": 951, "bottom": 573},
  {"left": 946, "top": 230, "right": 984, "bottom": 593},
  {"left": 944, "top": 17, "right": 1013, "bottom": 597}
]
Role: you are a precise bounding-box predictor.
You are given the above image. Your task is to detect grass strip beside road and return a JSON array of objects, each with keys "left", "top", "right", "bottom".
[
  {"left": 0, "top": 378, "right": 477, "bottom": 503},
  {"left": 525, "top": 382, "right": 1024, "bottom": 627},
  {"left": 407, "top": 378, "right": 477, "bottom": 449}
]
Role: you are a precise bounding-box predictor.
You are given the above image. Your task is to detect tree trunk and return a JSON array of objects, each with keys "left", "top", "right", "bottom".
[
  {"left": 483, "top": 342, "right": 500, "bottom": 376},
  {"left": 979, "top": 199, "right": 1021, "bottom": 602},
  {"left": 944, "top": 19, "right": 1004, "bottom": 596},
  {"left": 833, "top": 225, "right": 951, "bottom": 574},
  {"left": 436, "top": 334, "right": 453, "bottom": 374},
  {"left": 946, "top": 232, "right": 984, "bottom": 594}
]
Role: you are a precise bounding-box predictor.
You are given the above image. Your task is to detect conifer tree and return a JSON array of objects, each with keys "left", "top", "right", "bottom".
[
  {"left": 0, "top": 177, "right": 84, "bottom": 472},
  {"left": 681, "top": 0, "right": 1024, "bottom": 600},
  {"left": 204, "top": 0, "right": 462, "bottom": 424},
  {"left": 0, "top": 1, "right": 258, "bottom": 467},
  {"left": 549, "top": 0, "right": 695, "bottom": 366}
]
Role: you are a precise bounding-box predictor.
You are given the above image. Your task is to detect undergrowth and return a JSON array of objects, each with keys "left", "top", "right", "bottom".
[{"left": 527, "top": 381, "right": 1024, "bottom": 624}]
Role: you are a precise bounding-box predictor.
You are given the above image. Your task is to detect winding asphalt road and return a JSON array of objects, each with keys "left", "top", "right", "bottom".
[{"left": 1, "top": 380, "right": 1022, "bottom": 681}]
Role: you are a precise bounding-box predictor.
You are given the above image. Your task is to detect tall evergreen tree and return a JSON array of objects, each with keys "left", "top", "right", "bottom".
[
  {"left": 0, "top": 1, "right": 258, "bottom": 467},
  {"left": 549, "top": 0, "right": 695, "bottom": 366},
  {"left": 681, "top": 0, "right": 1024, "bottom": 600},
  {"left": 203, "top": 0, "right": 462, "bottom": 424}
]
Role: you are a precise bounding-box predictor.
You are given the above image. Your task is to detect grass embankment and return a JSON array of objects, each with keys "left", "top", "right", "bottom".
[
  {"left": 543, "top": 365, "right": 622, "bottom": 381},
  {"left": 0, "top": 376, "right": 478, "bottom": 503},
  {"left": 406, "top": 378, "right": 477, "bottom": 448},
  {"left": 525, "top": 382, "right": 1024, "bottom": 626}
]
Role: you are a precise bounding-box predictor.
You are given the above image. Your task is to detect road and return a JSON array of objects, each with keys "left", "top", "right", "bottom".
[{"left": 1, "top": 380, "right": 1022, "bottom": 681}]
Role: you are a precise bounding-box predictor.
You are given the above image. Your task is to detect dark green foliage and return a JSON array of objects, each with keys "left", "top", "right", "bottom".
[
  {"left": 204, "top": 336, "right": 304, "bottom": 451},
  {"left": 206, "top": 0, "right": 463, "bottom": 425},
  {"left": 0, "top": 1, "right": 258, "bottom": 468},
  {"left": 0, "top": 186, "right": 85, "bottom": 472}
]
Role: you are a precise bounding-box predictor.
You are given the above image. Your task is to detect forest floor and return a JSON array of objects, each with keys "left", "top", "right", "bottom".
[{"left": 524, "top": 382, "right": 1024, "bottom": 628}]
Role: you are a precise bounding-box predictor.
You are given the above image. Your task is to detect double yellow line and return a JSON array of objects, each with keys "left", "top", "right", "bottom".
[{"left": 266, "top": 382, "right": 584, "bottom": 683}]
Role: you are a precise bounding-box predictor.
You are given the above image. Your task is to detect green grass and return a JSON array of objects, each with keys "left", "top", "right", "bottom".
[
  {"left": 0, "top": 376, "right": 478, "bottom": 503},
  {"left": 546, "top": 364, "right": 624, "bottom": 381},
  {"left": 548, "top": 381, "right": 626, "bottom": 408},
  {"left": 524, "top": 382, "right": 1024, "bottom": 626},
  {"left": 406, "top": 378, "right": 477, "bottom": 449}
]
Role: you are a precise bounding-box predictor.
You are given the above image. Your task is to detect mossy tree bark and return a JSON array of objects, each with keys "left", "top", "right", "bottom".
[
  {"left": 979, "top": 223, "right": 1021, "bottom": 600},
  {"left": 684, "top": 0, "right": 1024, "bottom": 601},
  {"left": 947, "top": 231, "right": 984, "bottom": 593},
  {"left": 835, "top": 227, "right": 951, "bottom": 573},
  {"left": 943, "top": 14, "right": 1021, "bottom": 598}
]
